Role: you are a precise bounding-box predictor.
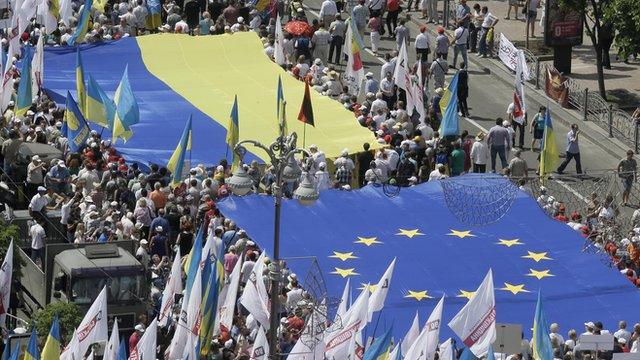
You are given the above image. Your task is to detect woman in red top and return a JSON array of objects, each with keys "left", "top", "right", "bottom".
[{"left": 386, "top": 0, "right": 401, "bottom": 35}]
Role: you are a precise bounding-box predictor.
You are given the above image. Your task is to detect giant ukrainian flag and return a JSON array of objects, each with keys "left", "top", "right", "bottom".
[{"left": 43, "top": 34, "right": 377, "bottom": 167}]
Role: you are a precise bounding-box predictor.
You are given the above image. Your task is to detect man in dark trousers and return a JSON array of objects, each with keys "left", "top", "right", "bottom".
[{"left": 357, "top": 143, "right": 374, "bottom": 187}]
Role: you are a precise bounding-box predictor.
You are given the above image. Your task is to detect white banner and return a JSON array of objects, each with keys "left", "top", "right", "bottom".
[
  {"left": 61, "top": 286, "right": 109, "bottom": 360},
  {"left": 498, "top": 34, "right": 531, "bottom": 80},
  {"left": 0, "top": 240, "right": 13, "bottom": 328},
  {"left": 447, "top": 269, "right": 496, "bottom": 357}
]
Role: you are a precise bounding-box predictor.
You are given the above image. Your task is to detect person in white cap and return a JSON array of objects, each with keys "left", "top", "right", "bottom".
[
  {"left": 129, "top": 324, "right": 145, "bottom": 352},
  {"left": 364, "top": 72, "right": 379, "bottom": 94},
  {"left": 230, "top": 16, "right": 246, "bottom": 32},
  {"left": 26, "top": 155, "right": 45, "bottom": 199},
  {"left": 334, "top": 149, "right": 355, "bottom": 172},
  {"left": 314, "top": 162, "right": 332, "bottom": 191}
]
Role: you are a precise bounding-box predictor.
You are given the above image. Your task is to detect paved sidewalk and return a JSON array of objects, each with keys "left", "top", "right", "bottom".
[{"left": 412, "top": 0, "right": 640, "bottom": 109}]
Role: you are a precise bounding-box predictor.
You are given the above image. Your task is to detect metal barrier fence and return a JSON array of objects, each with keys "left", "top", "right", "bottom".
[{"left": 493, "top": 35, "right": 640, "bottom": 152}]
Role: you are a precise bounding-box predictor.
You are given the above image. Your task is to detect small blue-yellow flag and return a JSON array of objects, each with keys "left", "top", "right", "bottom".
[{"left": 167, "top": 115, "right": 192, "bottom": 188}]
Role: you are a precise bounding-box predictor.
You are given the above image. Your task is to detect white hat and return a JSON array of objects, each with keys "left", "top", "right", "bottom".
[
  {"left": 436, "top": 163, "right": 444, "bottom": 169},
  {"left": 365, "top": 72, "right": 373, "bottom": 78},
  {"left": 140, "top": 239, "right": 148, "bottom": 245},
  {"left": 8, "top": 100, "right": 14, "bottom": 106},
  {"left": 224, "top": 339, "right": 234, "bottom": 349},
  {"left": 110, "top": 201, "right": 118, "bottom": 207},
  {"left": 32, "top": 155, "right": 41, "bottom": 162},
  {"left": 619, "top": 338, "right": 627, "bottom": 344},
  {"left": 58, "top": 160, "right": 66, "bottom": 168},
  {"left": 584, "top": 322, "right": 595, "bottom": 328},
  {"left": 26, "top": 110, "right": 35, "bottom": 116},
  {"left": 37, "top": 186, "right": 47, "bottom": 192},
  {"left": 90, "top": 130, "right": 98, "bottom": 135},
  {"left": 314, "top": 58, "right": 322, "bottom": 65},
  {"left": 156, "top": 226, "right": 163, "bottom": 232},
  {"left": 134, "top": 324, "right": 145, "bottom": 333},
  {"left": 35, "top": 126, "right": 43, "bottom": 132},
  {"left": 341, "top": 149, "right": 349, "bottom": 157},
  {"left": 237, "top": 16, "right": 244, "bottom": 23}
]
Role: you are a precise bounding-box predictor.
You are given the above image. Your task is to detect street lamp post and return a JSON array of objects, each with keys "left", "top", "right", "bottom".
[{"left": 227, "top": 127, "right": 319, "bottom": 359}]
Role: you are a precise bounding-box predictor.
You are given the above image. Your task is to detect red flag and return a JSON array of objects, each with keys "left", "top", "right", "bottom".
[{"left": 297, "top": 81, "right": 315, "bottom": 126}]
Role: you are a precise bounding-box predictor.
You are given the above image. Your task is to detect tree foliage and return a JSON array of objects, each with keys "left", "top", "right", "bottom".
[
  {"left": 32, "top": 302, "right": 83, "bottom": 343},
  {"left": 0, "top": 218, "right": 23, "bottom": 280},
  {"left": 604, "top": 0, "right": 640, "bottom": 60}
]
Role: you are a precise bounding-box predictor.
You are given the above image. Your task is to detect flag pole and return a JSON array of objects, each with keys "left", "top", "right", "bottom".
[{"left": 303, "top": 122, "right": 307, "bottom": 149}]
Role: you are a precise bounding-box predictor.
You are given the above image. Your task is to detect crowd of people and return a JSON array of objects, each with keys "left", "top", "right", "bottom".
[{"left": 0, "top": 0, "right": 638, "bottom": 358}]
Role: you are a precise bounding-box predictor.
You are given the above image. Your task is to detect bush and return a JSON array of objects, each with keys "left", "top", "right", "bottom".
[{"left": 33, "top": 302, "right": 83, "bottom": 343}]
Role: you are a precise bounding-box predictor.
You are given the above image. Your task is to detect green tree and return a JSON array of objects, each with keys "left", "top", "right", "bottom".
[
  {"left": 604, "top": 0, "right": 640, "bottom": 61},
  {"left": 0, "top": 218, "right": 23, "bottom": 280},
  {"left": 32, "top": 302, "right": 83, "bottom": 343}
]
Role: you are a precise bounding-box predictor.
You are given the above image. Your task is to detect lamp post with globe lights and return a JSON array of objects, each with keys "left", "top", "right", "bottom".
[{"left": 227, "top": 129, "right": 319, "bottom": 358}]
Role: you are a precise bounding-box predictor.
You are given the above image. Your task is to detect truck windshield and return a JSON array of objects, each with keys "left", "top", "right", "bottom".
[{"left": 71, "top": 275, "right": 144, "bottom": 304}]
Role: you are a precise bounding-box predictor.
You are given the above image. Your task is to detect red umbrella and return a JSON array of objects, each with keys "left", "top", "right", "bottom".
[{"left": 284, "top": 20, "right": 313, "bottom": 37}]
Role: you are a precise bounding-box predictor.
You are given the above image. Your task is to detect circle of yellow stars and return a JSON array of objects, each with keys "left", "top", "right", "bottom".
[{"left": 326, "top": 230, "right": 556, "bottom": 301}]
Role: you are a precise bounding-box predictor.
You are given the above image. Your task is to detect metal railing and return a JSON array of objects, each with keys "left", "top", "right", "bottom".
[{"left": 494, "top": 35, "right": 640, "bottom": 152}]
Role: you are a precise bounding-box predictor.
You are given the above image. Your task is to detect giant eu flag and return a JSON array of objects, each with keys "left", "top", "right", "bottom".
[{"left": 217, "top": 175, "right": 640, "bottom": 340}]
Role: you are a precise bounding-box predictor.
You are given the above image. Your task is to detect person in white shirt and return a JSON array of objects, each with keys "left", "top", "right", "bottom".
[
  {"left": 319, "top": 0, "right": 338, "bottom": 29},
  {"left": 371, "top": 92, "right": 389, "bottom": 115},
  {"left": 309, "top": 144, "right": 327, "bottom": 171},
  {"left": 549, "top": 323, "right": 565, "bottom": 349},
  {"left": 414, "top": 25, "right": 431, "bottom": 60},
  {"left": 470, "top": 132, "right": 488, "bottom": 173},
  {"left": 452, "top": 23, "right": 469, "bottom": 69},
  {"left": 364, "top": 161, "right": 384, "bottom": 184},
  {"left": 334, "top": 150, "right": 355, "bottom": 172},
  {"left": 29, "top": 186, "right": 49, "bottom": 220},
  {"left": 615, "top": 321, "right": 632, "bottom": 344},
  {"left": 249, "top": 9, "right": 261, "bottom": 31},
  {"left": 30, "top": 218, "right": 46, "bottom": 266},
  {"left": 314, "top": 163, "right": 332, "bottom": 191},
  {"left": 429, "top": 164, "right": 448, "bottom": 180},
  {"left": 240, "top": 252, "right": 256, "bottom": 284}
]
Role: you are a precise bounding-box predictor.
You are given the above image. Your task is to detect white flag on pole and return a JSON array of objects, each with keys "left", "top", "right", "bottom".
[
  {"left": 414, "top": 60, "right": 426, "bottom": 124},
  {"left": 61, "top": 286, "right": 109, "bottom": 360},
  {"left": 0, "top": 240, "right": 14, "bottom": 328},
  {"left": 401, "top": 311, "right": 420, "bottom": 354},
  {"left": 103, "top": 318, "right": 120, "bottom": 360},
  {"left": 59, "top": 0, "right": 73, "bottom": 26},
  {"left": 447, "top": 269, "right": 496, "bottom": 357},
  {"left": 324, "top": 288, "right": 369, "bottom": 359},
  {"left": 342, "top": 19, "right": 365, "bottom": 95},
  {"left": 240, "top": 252, "right": 271, "bottom": 330},
  {"left": 335, "top": 278, "right": 350, "bottom": 323},
  {"left": 250, "top": 326, "right": 270, "bottom": 360},
  {"left": 393, "top": 42, "right": 416, "bottom": 116},
  {"left": 405, "top": 295, "right": 444, "bottom": 360},
  {"left": 158, "top": 248, "right": 182, "bottom": 327},
  {"left": 288, "top": 301, "right": 327, "bottom": 360},
  {"left": 217, "top": 255, "right": 242, "bottom": 332},
  {"left": 31, "top": 30, "right": 44, "bottom": 98},
  {"left": 438, "top": 338, "right": 455, "bottom": 360},
  {"left": 367, "top": 258, "right": 396, "bottom": 321},
  {"left": 274, "top": 14, "right": 286, "bottom": 66},
  {"left": 168, "top": 264, "right": 202, "bottom": 359},
  {"left": 513, "top": 49, "right": 527, "bottom": 125},
  {"left": 129, "top": 318, "right": 157, "bottom": 360}
]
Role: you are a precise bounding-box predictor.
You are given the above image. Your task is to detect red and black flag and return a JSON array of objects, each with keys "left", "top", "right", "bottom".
[{"left": 297, "top": 81, "right": 315, "bottom": 127}]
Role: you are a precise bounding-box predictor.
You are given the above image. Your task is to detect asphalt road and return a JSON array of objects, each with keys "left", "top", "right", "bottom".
[{"left": 299, "top": 4, "right": 622, "bottom": 176}]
